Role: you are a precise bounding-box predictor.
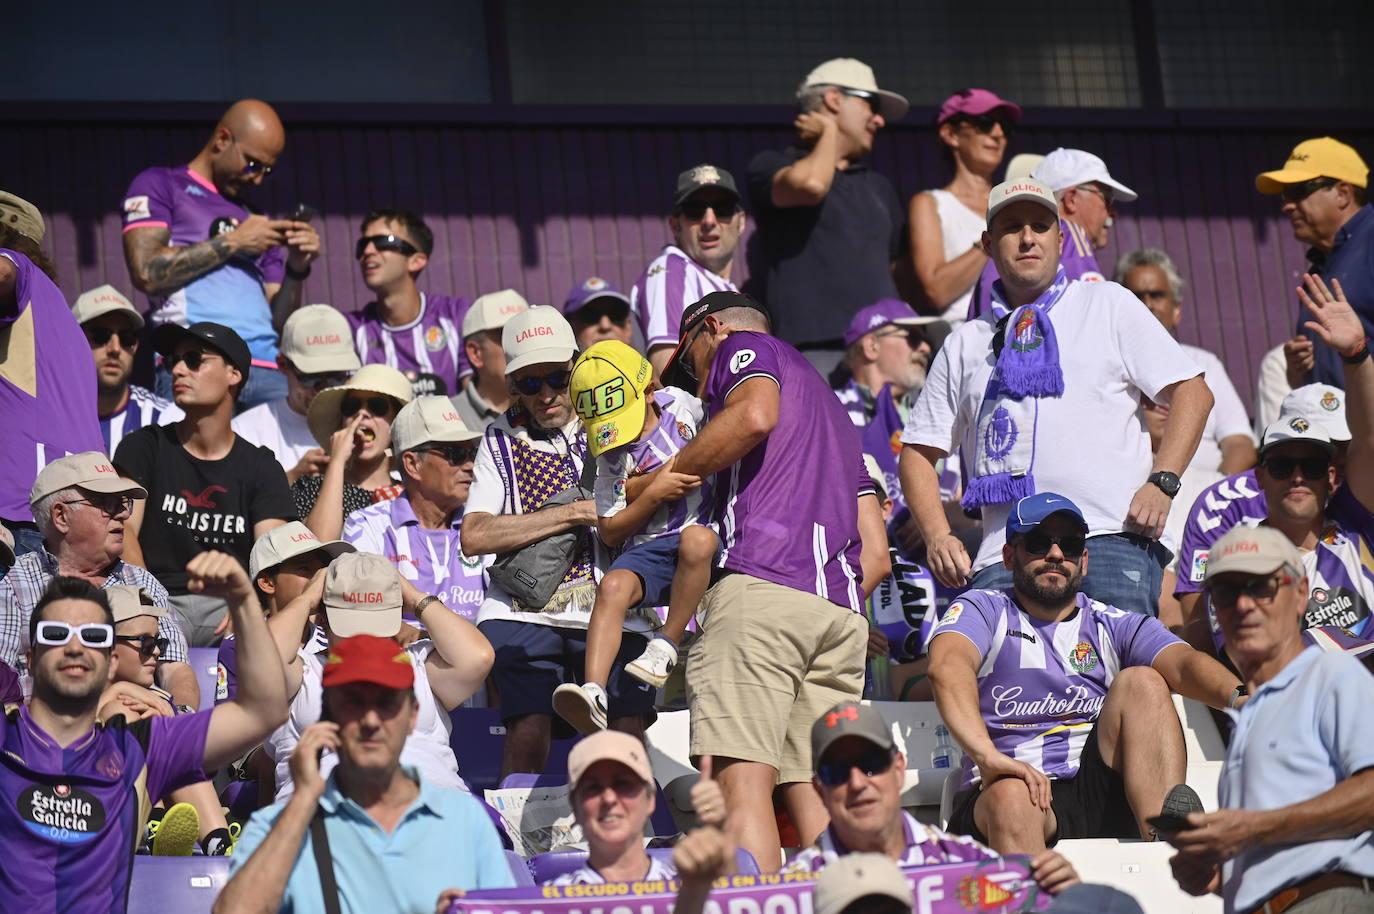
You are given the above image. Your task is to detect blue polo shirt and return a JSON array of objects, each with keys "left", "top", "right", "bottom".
[
  {"left": 232, "top": 767, "right": 514, "bottom": 913},
  {"left": 1219, "top": 647, "right": 1374, "bottom": 913},
  {"left": 1300, "top": 204, "right": 1374, "bottom": 388}
]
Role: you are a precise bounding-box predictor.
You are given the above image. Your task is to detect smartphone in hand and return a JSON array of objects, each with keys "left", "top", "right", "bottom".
[{"left": 288, "top": 203, "right": 317, "bottom": 223}]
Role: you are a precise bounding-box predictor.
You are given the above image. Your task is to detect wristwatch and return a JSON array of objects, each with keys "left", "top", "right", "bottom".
[
  {"left": 1147, "top": 471, "right": 1182, "bottom": 498},
  {"left": 1227, "top": 684, "right": 1249, "bottom": 709}
]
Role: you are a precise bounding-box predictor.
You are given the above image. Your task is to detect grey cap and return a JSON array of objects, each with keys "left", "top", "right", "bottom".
[{"left": 811, "top": 701, "right": 896, "bottom": 768}]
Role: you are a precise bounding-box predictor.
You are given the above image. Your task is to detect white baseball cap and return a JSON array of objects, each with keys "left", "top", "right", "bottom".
[
  {"left": 249, "top": 521, "right": 355, "bottom": 579},
  {"left": 813, "top": 853, "right": 913, "bottom": 914},
  {"left": 502, "top": 305, "right": 578, "bottom": 374},
  {"left": 1033, "top": 148, "right": 1138, "bottom": 202},
  {"left": 322, "top": 553, "right": 402, "bottom": 638},
  {"left": 798, "top": 58, "right": 909, "bottom": 122},
  {"left": 1279, "top": 383, "right": 1350, "bottom": 442},
  {"left": 71, "top": 284, "right": 144, "bottom": 329},
  {"left": 1261, "top": 413, "right": 1336, "bottom": 457},
  {"left": 986, "top": 178, "right": 1059, "bottom": 225},
  {"left": 280, "top": 305, "right": 362, "bottom": 374},
  {"left": 463, "top": 289, "right": 530, "bottom": 339},
  {"left": 391, "top": 395, "right": 482, "bottom": 455},
  {"left": 106, "top": 585, "right": 168, "bottom": 623},
  {"left": 1005, "top": 153, "right": 1045, "bottom": 181},
  {"left": 30, "top": 452, "right": 147, "bottom": 506}
]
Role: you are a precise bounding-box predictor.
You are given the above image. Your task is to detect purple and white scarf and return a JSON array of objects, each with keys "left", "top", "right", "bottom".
[{"left": 961, "top": 268, "right": 1070, "bottom": 510}]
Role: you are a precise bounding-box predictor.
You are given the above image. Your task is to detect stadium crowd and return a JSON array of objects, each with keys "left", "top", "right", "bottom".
[{"left": 2, "top": 56, "right": 1373, "bottom": 914}]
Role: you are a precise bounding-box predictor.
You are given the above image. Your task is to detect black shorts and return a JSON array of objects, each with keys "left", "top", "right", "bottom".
[{"left": 946, "top": 724, "right": 1137, "bottom": 846}]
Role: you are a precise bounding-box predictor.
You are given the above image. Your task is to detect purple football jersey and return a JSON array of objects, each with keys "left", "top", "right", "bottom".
[
  {"left": 929, "top": 589, "right": 1181, "bottom": 790},
  {"left": 1174, "top": 470, "right": 1267, "bottom": 594},
  {"left": 121, "top": 166, "right": 285, "bottom": 365},
  {"left": 704, "top": 332, "right": 867, "bottom": 611},
  {"left": 0, "top": 251, "right": 105, "bottom": 523},
  {"left": 347, "top": 293, "right": 472, "bottom": 392},
  {"left": 966, "top": 219, "right": 1105, "bottom": 322},
  {"left": 0, "top": 707, "right": 210, "bottom": 912}
]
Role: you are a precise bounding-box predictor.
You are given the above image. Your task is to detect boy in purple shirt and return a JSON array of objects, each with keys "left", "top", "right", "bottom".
[
  {"left": 927, "top": 493, "right": 1242, "bottom": 856},
  {"left": 0, "top": 551, "right": 286, "bottom": 913}
]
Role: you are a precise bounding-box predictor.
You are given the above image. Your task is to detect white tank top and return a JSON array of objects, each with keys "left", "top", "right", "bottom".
[{"left": 926, "top": 189, "right": 986, "bottom": 326}]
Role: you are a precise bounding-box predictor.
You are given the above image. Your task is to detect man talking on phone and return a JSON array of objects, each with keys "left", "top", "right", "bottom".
[{"left": 120, "top": 99, "right": 321, "bottom": 409}]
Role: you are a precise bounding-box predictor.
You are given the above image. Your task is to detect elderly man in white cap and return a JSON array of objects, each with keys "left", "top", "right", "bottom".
[
  {"left": 234, "top": 303, "right": 362, "bottom": 483},
  {"left": 966, "top": 148, "right": 1137, "bottom": 321},
  {"left": 72, "top": 284, "right": 183, "bottom": 452},
  {"left": 343, "top": 395, "right": 488, "bottom": 622},
  {"left": 453, "top": 288, "right": 529, "bottom": 432},
  {"left": 900, "top": 178, "right": 1212, "bottom": 618},
  {"left": 462, "top": 306, "right": 656, "bottom": 776},
  {"left": 747, "top": 58, "right": 908, "bottom": 373},
  {"left": 0, "top": 451, "right": 197, "bottom": 706}
]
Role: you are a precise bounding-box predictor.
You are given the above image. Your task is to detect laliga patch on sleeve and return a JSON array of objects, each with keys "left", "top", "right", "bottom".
[
  {"left": 123, "top": 195, "right": 151, "bottom": 221},
  {"left": 729, "top": 349, "right": 756, "bottom": 374},
  {"left": 1189, "top": 549, "right": 1209, "bottom": 583},
  {"left": 1079, "top": 271, "right": 1104, "bottom": 282},
  {"left": 936, "top": 601, "right": 965, "bottom": 628}
]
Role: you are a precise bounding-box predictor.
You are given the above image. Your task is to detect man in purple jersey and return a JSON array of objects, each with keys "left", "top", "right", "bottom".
[
  {"left": 631, "top": 165, "right": 745, "bottom": 377},
  {"left": 659, "top": 290, "right": 891, "bottom": 870},
  {"left": 928, "top": 493, "right": 1244, "bottom": 855},
  {"left": 121, "top": 100, "right": 321, "bottom": 410},
  {"left": 0, "top": 552, "right": 286, "bottom": 913},
  {"left": 349, "top": 208, "right": 471, "bottom": 396}
]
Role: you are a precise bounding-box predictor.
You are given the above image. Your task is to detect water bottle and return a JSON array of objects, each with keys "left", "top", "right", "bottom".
[{"left": 931, "top": 725, "right": 957, "bottom": 769}]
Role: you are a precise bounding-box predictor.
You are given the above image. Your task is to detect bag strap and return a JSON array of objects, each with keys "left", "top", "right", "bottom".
[{"left": 310, "top": 808, "right": 343, "bottom": 914}]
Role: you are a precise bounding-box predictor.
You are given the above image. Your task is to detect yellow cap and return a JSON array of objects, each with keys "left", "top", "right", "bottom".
[
  {"left": 1256, "top": 137, "right": 1369, "bottom": 193},
  {"left": 571, "top": 340, "right": 652, "bottom": 456}
]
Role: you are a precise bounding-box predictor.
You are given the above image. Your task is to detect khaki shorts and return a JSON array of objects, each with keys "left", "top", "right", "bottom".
[{"left": 687, "top": 573, "right": 866, "bottom": 784}]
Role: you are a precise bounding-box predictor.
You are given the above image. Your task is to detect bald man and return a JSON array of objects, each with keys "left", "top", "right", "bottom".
[{"left": 121, "top": 99, "right": 321, "bottom": 410}]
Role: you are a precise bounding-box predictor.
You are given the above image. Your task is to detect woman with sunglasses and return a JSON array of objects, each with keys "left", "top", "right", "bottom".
[
  {"left": 299, "top": 364, "right": 413, "bottom": 541},
  {"left": 905, "top": 89, "right": 1020, "bottom": 326}
]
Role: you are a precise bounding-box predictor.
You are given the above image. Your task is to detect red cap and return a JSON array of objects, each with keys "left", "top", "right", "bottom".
[{"left": 321, "top": 635, "right": 415, "bottom": 690}]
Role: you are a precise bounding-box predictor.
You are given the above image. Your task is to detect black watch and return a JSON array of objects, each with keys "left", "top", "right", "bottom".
[{"left": 1148, "top": 471, "right": 1182, "bottom": 498}]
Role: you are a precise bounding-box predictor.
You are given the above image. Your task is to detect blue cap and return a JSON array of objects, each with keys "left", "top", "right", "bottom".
[
  {"left": 562, "top": 277, "right": 631, "bottom": 316},
  {"left": 1005, "top": 492, "right": 1088, "bottom": 538}
]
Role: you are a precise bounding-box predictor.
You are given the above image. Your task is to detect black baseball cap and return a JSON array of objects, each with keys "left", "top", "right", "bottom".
[
  {"left": 673, "top": 163, "right": 741, "bottom": 209},
  {"left": 660, "top": 290, "right": 770, "bottom": 389},
  {"left": 154, "top": 321, "right": 252, "bottom": 385}
]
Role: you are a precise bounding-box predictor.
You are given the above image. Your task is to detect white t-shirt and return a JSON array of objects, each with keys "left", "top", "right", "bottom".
[
  {"left": 1181, "top": 343, "right": 1254, "bottom": 473},
  {"left": 232, "top": 398, "right": 317, "bottom": 475},
  {"left": 926, "top": 189, "right": 986, "bottom": 326},
  {"left": 902, "top": 280, "right": 1202, "bottom": 572},
  {"left": 1253, "top": 342, "right": 1290, "bottom": 438}
]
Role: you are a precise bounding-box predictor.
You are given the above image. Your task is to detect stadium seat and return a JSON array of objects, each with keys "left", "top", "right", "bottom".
[
  {"left": 188, "top": 647, "right": 219, "bottom": 711},
  {"left": 448, "top": 708, "right": 578, "bottom": 793},
  {"left": 505, "top": 850, "right": 536, "bottom": 886},
  {"left": 526, "top": 847, "right": 759, "bottom": 883},
  {"left": 128, "top": 856, "right": 231, "bottom": 914}
]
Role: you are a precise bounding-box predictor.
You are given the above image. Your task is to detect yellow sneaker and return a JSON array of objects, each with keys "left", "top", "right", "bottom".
[{"left": 151, "top": 802, "right": 200, "bottom": 856}]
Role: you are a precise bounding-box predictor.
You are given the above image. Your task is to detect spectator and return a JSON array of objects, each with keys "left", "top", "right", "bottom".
[
  {"left": 0, "top": 553, "right": 287, "bottom": 909},
  {"left": 120, "top": 99, "right": 320, "bottom": 409},
  {"left": 0, "top": 194, "right": 104, "bottom": 556},
  {"left": 453, "top": 289, "right": 529, "bottom": 432},
  {"left": 900, "top": 179, "right": 1212, "bottom": 617},
  {"left": 72, "top": 284, "right": 182, "bottom": 452},
  {"left": 967, "top": 148, "right": 1136, "bottom": 321},
  {"left": 262, "top": 552, "right": 492, "bottom": 801},
  {"left": 658, "top": 290, "right": 890, "bottom": 869},
  {"left": 747, "top": 59, "right": 907, "bottom": 373},
  {"left": 812, "top": 854, "right": 914, "bottom": 914},
  {"left": 905, "top": 89, "right": 1019, "bottom": 325},
  {"left": 928, "top": 493, "right": 1243, "bottom": 854},
  {"left": 631, "top": 165, "right": 744, "bottom": 376},
  {"left": 0, "top": 526, "right": 13, "bottom": 581},
  {"left": 0, "top": 451, "right": 197, "bottom": 707},
  {"left": 349, "top": 208, "right": 470, "bottom": 396},
  {"left": 1166, "top": 526, "right": 1374, "bottom": 913},
  {"left": 1256, "top": 137, "right": 1372, "bottom": 388},
  {"left": 344, "top": 396, "right": 487, "bottom": 622},
  {"left": 782, "top": 701, "right": 1079, "bottom": 896},
  {"left": 218, "top": 633, "right": 511, "bottom": 914},
  {"left": 1116, "top": 248, "right": 1258, "bottom": 476},
  {"left": 1252, "top": 342, "right": 1292, "bottom": 436},
  {"left": 234, "top": 303, "right": 362, "bottom": 483},
  {"left": 463, "top": 307, "right": 656, "bottom": 775},
  {"left": 564, "top": 277, "right": 634, "bottom": 350},
  {"left": 298, "top": 364, "right": 412, "bottom": 540},
  {"left": 115, "top": 322, "right": 294, "bottom": 645}
]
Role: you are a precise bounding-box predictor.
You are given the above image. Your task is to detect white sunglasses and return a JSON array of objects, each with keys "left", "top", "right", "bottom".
[{"left": 35, "top": 621, "right": 115, "bottom": 649}]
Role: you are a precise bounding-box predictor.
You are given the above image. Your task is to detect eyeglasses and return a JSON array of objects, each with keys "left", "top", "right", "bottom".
[
  {"left": 164, "top": 349, "right": 222, "bottom": 372},
  {"left": 418, "top": 443, "right": 478, "bottom": 465},
  {"left": 293, "top": 368, "right": 350, "bottom": 390},
  {"left": 1261, "top": 456, "right": 1329, "bottom": 480},
  {"left": 873, "top": 327, "right": 926, "bottom": 347},
  {"left": 1075, "top": 184, "right": 1115, "bottom": 209},
  {"left": 340, "top": 395, "right": 397, "bottom": 418},
  {"left": 1281, "top": 178, "right": 1338, "bottom": 204},
  {"left": 1020, "top": 531, "right": 1087, "bottom": 559},
  {"left": 839, "top": 87, "right": 881, "bottom": 115},
  {"left": 677, "top": 199, "right": 741, "bottom": 221},
  {"left": 62, "top": 495, "right": 136, "bottom": 518},
  {"left": 85, "top": 326, "right": 139, "bottom": 349},
  {"left": 114, "top": 634, "right": 169, "bottom": 659},
  {"left": 1207, "top": 572, "right": 1293, "bottom": 609},
  {"left": 676, "top": 325, "right": 710, "bottom": 382},
  {"left": 952, "top": 113, "right": 1015, "bottom": 137},
  {"left": 229, "top": 134, "right": 274, "bottom": 178},
  {"left": 35, "top": 621, "right": 115, "bottom": 649},
  {"left": 816, "top": 746, "right": 897, "bottom": 787},
  {"left": 355, "top": 234, "right": 419, "bottom": 260},
  {"left": 512, "top": 370, "right": 571, "bottom": 396}
]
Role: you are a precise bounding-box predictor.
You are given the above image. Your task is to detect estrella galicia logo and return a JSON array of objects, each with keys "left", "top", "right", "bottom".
[
  {"left": 729, "top": 349, "right": 756, "bottom": 374},
  {"left": 19, "top": 783, "right": 106, "bottom": 843},
  {"left": 209, "top": 216, "right": 238, "bottom": 238}
]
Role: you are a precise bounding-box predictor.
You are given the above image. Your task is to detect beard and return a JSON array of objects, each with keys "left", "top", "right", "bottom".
[{"left": 1012, "top": 559, "right": 1083, "bottom": 606}]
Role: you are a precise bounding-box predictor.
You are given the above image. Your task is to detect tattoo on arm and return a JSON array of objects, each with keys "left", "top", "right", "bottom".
[{"left": 126, "top": 228, "right": 232, "bottom": 296}]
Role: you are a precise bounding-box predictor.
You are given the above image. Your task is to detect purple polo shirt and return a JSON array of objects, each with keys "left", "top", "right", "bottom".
[{"left": 704, "top": 331, "right": 867, "bottom": 611}]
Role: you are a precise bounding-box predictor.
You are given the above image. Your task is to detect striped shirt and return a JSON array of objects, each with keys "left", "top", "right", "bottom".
[
  {"left": 99, "top": 385, "right": 180, "bottom": 454},
  {"left": 630, "top": 245, "right": 736, "bottom": 352},
  {"left": 784, "top": 811, "right": 996, "bottom": 872},
  {"left": 347, "top": 293, "right": 471, "bottom": 390}
]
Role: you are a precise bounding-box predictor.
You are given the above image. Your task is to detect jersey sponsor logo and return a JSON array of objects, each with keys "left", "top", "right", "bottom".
[
  {"left": 990, "top": 683, "right": 1105, "bottom": 719},
  {"left": 1189, "top": 549, "right": 1210, "bottom": 583},
  {"left": 1006, "top": 629, "right": 1037, "bottom": 644},
  {"left": 1079, "top": 271, "right": 1105, "bottom": 282},
  {"left": 1067, "top": 640, "right": 1099, "bottom": 673},
  {"left": 729, "top": 349, "right": 756, "bottom": 373},
  {"left": 407, "top": 371, "right": 448, "bottom": 397},
  {"left": 424, "top": 325, "right": 448, "bottom": 352},
  {"left": 123, "top": 195, "right": 151, "bottom": 221},
  {"left": 1306, "top": 586, "right": 1367, "bottom": 631},
  {"left": 209, "top": 216, "right": 238, "bottom": 238},
  {"left": 19, "top": 783, "right": 106, "bottom": 843}
]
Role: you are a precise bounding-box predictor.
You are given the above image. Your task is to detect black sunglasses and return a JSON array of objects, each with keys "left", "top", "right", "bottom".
[
  {"left": 952, "top": 113, "right": 1015, "bottom": 138},
  {"left": 355, "top": 234, "right": 419, "bottom": 260},
  {"left": 1020, "top": 531, "right": 1087, "bottom": 559},
  {"left": 1207, "top": 571, "right": 1292, "bottom": 609},
  {"left": 230, "top": 134, "right": 274, "bottom": 177},
  {"left": 839, "top": 87, "right": 881, "bottom": 115},
  {"left": 1281, "top": 178, "right": 1338, "bottom": 204},
  {"left": 85, "top": 326, "right": 139, "bottom": 349},
  {"left": 1262, "top": 456, "right": 1329, "bottom": 480},
  {"left": 115, "top": 634, "right": 170, "bottom": 659},
  {"left": 164, "top": 349, "right": 221, "bottom": 372},
  {"left": 341, "top": 395, "right": 396, "bottom": 418},
  {"left": 677, "top": 199, "right": 740, "bottom": 221},
  {"left": 418, "top": 443, "right": 479, "bottom": 465},
  {"left": 512, "top": 370, "right": 571, "bottom": 396},
  {"left": 294, "top": 368, "right": 350, "bottom": 390},
  {"left": 816, "top": 746, "right": 897, "bottom": 787}
]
